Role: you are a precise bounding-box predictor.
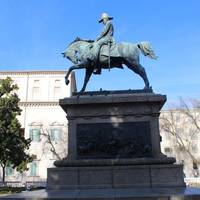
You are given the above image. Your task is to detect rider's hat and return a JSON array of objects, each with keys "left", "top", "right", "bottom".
[{"left": 98, "top": 13, "right": 113, "bottom": 23}]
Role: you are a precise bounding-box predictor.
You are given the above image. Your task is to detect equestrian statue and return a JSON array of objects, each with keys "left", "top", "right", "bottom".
[{"left": 63, "top": 13, "right": 158, "bottom": 93}]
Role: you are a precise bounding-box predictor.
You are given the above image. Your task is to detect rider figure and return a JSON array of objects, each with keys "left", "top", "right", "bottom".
[{"left": 93, "top": 13, "right": 114, "bottom": 74}]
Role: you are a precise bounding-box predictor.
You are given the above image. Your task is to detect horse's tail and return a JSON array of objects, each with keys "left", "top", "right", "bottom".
[{"left": 137, "top": 41, "right": 158, "bottom": 60}]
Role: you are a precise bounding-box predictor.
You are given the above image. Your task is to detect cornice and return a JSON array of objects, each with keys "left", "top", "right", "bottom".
[
  {"left": 161, "top": 108, "right": 200, "bottom": 113},
  {"left": 19, "top": 101, "right": 59, "bottom": 106},
  {"left": 0, "top": 70, "right": 66, "bottom": 76}
]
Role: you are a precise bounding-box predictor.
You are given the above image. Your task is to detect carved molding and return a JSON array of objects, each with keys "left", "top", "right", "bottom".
[
  {"left": 0, "top": 70, "right": 66, "bottom": 76},
  {"left": 49, "top": 121, "right": 64, "bottom": 126},
  {"left": 28, "top": 121, "right": 43, "bottom": 126},
  {"left": 19, "top": 101, "right": 59, "bottom": 106}
]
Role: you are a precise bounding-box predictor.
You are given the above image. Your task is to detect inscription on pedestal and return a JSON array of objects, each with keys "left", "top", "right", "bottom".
[{"left": 77, "top": 122, "right": 152, "bottom": 159}]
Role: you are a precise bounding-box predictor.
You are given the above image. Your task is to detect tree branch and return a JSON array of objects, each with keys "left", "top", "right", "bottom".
[{"left": 40, "top": 128, "right": 62, "bottom": 160}]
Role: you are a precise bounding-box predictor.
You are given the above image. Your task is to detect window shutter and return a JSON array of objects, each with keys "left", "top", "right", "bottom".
[
  {"left": 30, "top": 163, "right": 37, "bottom": 176},
  {"left": 51, "top": 129, "right": 61, "bottom": 141},
  {"left": 50, "top": 129, "right": 55, "bottom": 141},
  {"left": 6, "top": 166, "right": 13, "bottom": 176},
  {"left": 55, "top": 129, "right": 61, "bottom": 141},
  {"left": 32, "top": 129, "right": 40, "bottom": 142},
  {"left": 29, "top": 129, "right": 33, "bottom": 140},
  {"left": 36, "top": 129, "right": 40, "bottom": 142}
]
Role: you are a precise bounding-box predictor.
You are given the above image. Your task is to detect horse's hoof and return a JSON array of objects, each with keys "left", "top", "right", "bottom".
[
  {"left": 65, "top": 79, "right": 70, "bottom": 85},
  {"left": 143, "top": 86, "right": 150, "bottom": 90},
  {"left": 143, "top": 86, "right": 153, "bottom": 92}
]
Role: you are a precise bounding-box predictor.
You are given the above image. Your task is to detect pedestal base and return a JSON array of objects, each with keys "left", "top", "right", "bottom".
[
  {"left": 47, "top": 92, "right": 185, "bottom": 191},
  {"left": 47, "top": 164, "right": 185, "bottom": 190}
]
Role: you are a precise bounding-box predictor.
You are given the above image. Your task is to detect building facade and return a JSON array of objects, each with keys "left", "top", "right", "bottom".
[
  {"left": 0, "top": 71, "right": 76, "bottom": 183},
  {"left": 0, "top": 71, "right": 199, "bottom": 184}
]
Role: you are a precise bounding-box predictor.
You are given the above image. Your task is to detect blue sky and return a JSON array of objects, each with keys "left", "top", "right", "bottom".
[{"left": 0, "top": 0, "right": 200, "bottom": 106}]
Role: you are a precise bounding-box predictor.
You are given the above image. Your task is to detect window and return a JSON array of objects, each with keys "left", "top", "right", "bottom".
[
  {"left": 29, "top": 128, "right": 40, "bottom": 142},
  {"left": 30, "top": 163, "right": 38, "bottom": 176},
  {"left": 164, "top": 147, "right": 172, "bottom": 153},
  {"left": 32, "top": 87, "right": 40, "bottom": 100},
  {"left": 50, "top": 129, "right": 61, "bottom": 141},
  {"left": 54, "top": 87, "right": 61, "bottom": 100},
  {"left": 6, "top": 166, "right": 13, "bottom": 176}
]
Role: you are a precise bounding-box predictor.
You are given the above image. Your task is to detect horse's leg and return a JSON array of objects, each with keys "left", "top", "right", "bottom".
[
  {"left": 138, "top": 64, "right": 150, "bottom": 89},
  {"left": 80, "top": 68, "right": 93, "bottom": 93},
  {"left": 65, "top": 65, "right": 84, "bottom": 85},
  {"left": 124, "top": 60, "right": 150, "bottom": 89}
]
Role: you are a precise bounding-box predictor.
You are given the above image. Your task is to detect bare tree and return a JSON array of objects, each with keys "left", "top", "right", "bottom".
[
  {"left": 40, "top": 127, "right": 68, "bottom": 161},
  {"left": 160, "top": 98, "right": 200, "bottom": 177}
]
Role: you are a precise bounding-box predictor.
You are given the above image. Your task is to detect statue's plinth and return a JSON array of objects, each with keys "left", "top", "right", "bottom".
[{"left": 47, "top": 90, "right": 185, "bottom": 190}]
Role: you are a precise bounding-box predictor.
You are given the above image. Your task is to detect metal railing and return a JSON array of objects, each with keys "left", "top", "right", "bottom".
[
  {"left": 0, "top": 181, "right": 46, "bottom": 188},
  {"left": 0, "top": 181, "right": 22, "bottom": 187},
  {"left": 25, "top": 181, "right": 46, "bottom": 188}
]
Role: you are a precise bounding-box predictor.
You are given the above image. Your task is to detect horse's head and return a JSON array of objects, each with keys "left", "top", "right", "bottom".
[{"left": 62, "top": 37, "right": 82, "bottom": 65}]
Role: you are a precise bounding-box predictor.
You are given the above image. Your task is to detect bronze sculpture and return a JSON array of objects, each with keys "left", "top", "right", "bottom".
[{"left": 63, "top": 13, "right": 157, "bottom": 93}]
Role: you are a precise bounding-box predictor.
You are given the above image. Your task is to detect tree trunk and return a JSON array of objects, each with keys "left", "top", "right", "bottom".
[{"left": 2, "top": 165, "right": 5, "bottom": 184}]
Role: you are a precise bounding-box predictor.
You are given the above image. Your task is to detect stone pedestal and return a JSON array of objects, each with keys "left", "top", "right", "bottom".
[
  {"left": 47, "top": 164, "right": 184, "bottom": 190},
  {"left": 47, "top": 91, "right": 185, "bottom": 190}
]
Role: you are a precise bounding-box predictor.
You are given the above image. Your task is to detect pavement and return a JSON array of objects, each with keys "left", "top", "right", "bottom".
[{"left": 0, "top": 187, "right": 200, "bottom": 199}]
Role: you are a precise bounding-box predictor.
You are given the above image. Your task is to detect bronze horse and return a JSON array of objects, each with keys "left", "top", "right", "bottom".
[{"left": 63, "top": 38, "right": 157, "bottom": 92}]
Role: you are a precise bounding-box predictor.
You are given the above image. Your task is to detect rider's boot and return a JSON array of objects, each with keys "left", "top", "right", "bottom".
[{"left": 93, "top": 44, "right": 101, "bottom": 75}]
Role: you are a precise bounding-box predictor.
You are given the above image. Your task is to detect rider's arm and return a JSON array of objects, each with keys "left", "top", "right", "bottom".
[{"left": 96, "top": 21, "right": 111, "bottom": 41}]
